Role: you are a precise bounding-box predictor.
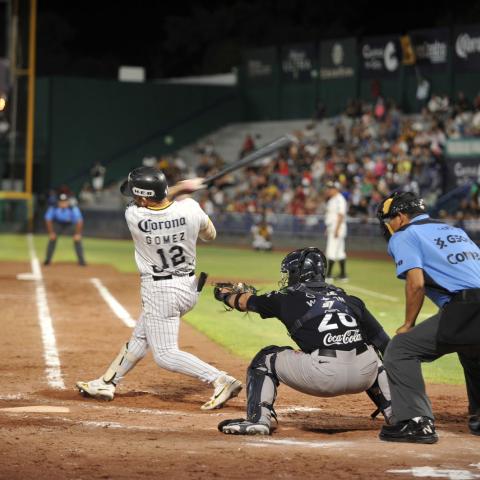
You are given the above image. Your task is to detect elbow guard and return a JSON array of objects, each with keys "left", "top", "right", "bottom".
[{"left": 199, "top": 219, "right": 216, "bottom": 241}]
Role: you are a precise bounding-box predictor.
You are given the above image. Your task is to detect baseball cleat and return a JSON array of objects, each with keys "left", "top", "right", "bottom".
[
  {"left": 201, "top": 374, "right": 242, "bottom": 410},
  {"left": 379, "top": 416, "right": 438, "bottom": 444},
  {"left": 218, "top": 418, "right": 270, "bottom": 435},
  {"left": 76, "top": 378, "right": 115, "bottom": 401},
  {"left": 468, "top": 414, "right": 480, "bottom": 436}
]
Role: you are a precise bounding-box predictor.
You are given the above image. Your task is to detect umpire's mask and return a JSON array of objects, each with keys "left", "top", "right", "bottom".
[
  {"left": 280, "top": 247, "right": 327, "bottom": 288},
  {"left": 376, "top": 191, "right": 426, "bottom": 241}
]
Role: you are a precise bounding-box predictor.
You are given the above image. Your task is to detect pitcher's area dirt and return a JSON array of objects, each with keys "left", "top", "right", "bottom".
[{"left": 0, "top": 261, "right": 478, "bottom": 480}]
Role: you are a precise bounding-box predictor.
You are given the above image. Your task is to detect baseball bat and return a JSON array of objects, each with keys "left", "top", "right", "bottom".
[{"left": 202, "top": 134, "right": 295, "bottom": 186}]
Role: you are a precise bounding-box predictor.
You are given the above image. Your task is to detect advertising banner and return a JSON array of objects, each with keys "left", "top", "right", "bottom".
[
  {"left": 446, "top": 139, "right": 480, "bottom": 189},
  {"left": 244, "top": 47, "right": 276, "bottom": 82},
  {"left": 453, "top": 25, "right": 480, "bottom": 72},
  {"left": 281, "top": 43, "right": 315, "bottom": 82},
  {"left": 409, "top": 28, "right": 449, "bottom": 71},
  {"left": 319, "top": 38, "right": 356, "bottom": 80},
  {"left": 361, "top": 35, "right": 401, "bottom": 77}
]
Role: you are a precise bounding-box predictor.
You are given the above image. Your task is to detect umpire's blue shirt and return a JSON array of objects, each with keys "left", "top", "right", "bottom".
[
  {"left": 388, "top": 214, "right": 480, "bottom": 307},
  {"left": 44, "top": 206, "right": 83, "bottom": 225}
]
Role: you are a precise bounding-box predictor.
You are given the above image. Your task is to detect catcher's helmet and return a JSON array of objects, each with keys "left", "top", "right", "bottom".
[
  {"left": 280, "top": 247, "right": 327, "bottom": 287},
  {"left": 120, "top": 166, "right": 168, "bottom": 201},
  {"left": 376, "top": 191, "right": 426, "bottom": 240}
]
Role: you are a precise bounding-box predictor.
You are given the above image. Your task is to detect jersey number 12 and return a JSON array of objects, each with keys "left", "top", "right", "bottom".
[{"left": 153, "top": 246, "right": 185, "bottom": 272}]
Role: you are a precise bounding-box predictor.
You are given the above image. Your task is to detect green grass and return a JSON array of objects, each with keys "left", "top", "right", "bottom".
[{"left": 0, "top": 233, "right": 463, "bottom": 384}]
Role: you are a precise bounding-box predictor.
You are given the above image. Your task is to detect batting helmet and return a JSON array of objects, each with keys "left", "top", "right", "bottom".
[
  {"left": 280, "top": 247, "right": 327, "bottom": 287},
  {"left": 120, "top": 166, "right": 168, "bottom": 201},
  {"left": 376, "top": 191, "right": 426, "bottom": 240}
]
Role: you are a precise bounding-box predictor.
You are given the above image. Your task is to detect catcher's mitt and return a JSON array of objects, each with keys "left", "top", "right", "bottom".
[{"left": 213, "top": 282, "right": 258, "bottom": 310}]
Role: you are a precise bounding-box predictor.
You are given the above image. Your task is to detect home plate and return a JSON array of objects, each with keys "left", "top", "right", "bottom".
[
  {"left": 0, "top": 406, "right": 70, "bottom": 413},
  {"left": 16, "top": 273, "right": 41, "bottom": 281}
]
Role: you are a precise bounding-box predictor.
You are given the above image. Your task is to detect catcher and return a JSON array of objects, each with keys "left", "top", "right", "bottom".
[{"left": 214, "top": 247, "right": 392, "bottom": 435}]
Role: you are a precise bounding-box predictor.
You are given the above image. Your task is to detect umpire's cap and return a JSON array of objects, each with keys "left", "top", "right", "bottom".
[
  {"left": 120, "top": 166, "right": 168, "bottom": 201},
  {"left": 281, "top": 247, "right": 327, "bottom": 287}
]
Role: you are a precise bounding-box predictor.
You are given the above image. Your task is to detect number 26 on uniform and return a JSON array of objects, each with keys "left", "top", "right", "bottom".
[{"left": 318, "top": 313, "right": 357, "bottom": 333}]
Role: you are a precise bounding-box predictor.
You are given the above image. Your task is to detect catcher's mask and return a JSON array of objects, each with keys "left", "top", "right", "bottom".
[
  {"left": 280, "top": 247, "right": 327, "bottom": 288},
  {"left": 120, "top": 166, "right": 168, "bottom": 201},
  {"left": 376, "top": 191, "right": 426, "bottom": 241}
]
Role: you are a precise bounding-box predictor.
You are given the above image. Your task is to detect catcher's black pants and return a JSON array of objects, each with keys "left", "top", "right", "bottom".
[
  {"left": 44, "top": 222, "right": 86, "bottom": 265},
  {"left": 383, "top": 312, "right": 480, "bottom": 423}
]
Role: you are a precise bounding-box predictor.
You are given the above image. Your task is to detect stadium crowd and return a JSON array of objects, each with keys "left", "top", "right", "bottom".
[
  {"left": 181, "top": 92, "right": 480, "bottom": 223},
  {"left": 74, "top": 91, "right": 480, "bottom": 225}
]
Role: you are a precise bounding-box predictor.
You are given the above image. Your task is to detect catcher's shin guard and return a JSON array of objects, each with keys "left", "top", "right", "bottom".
[
  {"left": 246, "top": 345, "right": 291, "bottom": 427},
  {"left": 366, "top": 364, "right": 393, "bottom": 424},
  {"left": 102, "top": 342, "right": 141, "bottom": 385}
]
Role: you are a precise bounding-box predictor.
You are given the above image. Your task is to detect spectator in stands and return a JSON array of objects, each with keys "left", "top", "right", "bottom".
[
  {"left": 90, "top": 162, "right": 106, "bottom": 194},
  {"left": 185, "top": 88, "right": 480, "bottom": 238},
  {"left": 240, "top": 133, "right": 256, "bottom": 158},
  {"left": 79, "top": 182, "right": 96, "bottom": 207},
  {"left": 453, "top": 91, "right": 471, "bottom": 115},
  {"left": 251, "top": 217, "right": 273, "bottom": 251}
]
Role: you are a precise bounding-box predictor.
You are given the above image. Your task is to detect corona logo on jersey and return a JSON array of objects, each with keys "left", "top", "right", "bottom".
[{"left": 138, "top": 217, "right": 186, "bottom": 233}]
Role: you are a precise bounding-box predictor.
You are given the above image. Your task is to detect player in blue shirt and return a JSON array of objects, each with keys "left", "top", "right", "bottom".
[
  {"left": 44, "top": 193, "right": 86, "bottom": 266},
  {"left": 376, "top": 191, "right": 480, "bottom": 443}
]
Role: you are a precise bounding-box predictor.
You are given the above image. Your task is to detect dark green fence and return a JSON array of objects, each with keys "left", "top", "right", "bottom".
[
  {"left": 33, "top": 77, "right": 240, "bottom": 193},
  {"left": 240, "top": 25, "right": 480, "bottom": 121}
]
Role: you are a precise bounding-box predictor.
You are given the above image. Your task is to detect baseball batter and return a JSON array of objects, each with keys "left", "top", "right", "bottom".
[
  {"left": 215, "top": 247, "right": 392, "bottom": 435},
  {"left": 324, "top": 181, "right": 348, "bottom": 281},
  {"left": 76, "top": 166, "right": 242, "bottom": 410}
]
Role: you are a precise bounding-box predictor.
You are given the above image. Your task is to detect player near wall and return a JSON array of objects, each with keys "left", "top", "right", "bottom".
[{"left": 324, "top": 181, "right": 348, "bottom": 282}]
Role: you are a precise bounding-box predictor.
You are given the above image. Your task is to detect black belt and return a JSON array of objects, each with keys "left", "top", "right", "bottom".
[
  {"left": 452, "top": 288, "right": 480, "bottom": 303},
  {"left": 152, "top": 271, "right": 195, "bottom": 281},
  {"left": 316, "top": 343, "right": 368, "bottom": 358}
]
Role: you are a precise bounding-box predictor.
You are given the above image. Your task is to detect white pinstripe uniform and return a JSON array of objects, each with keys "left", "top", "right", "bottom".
[
  {"left": 123, "top": 198, "right": 221, "bottom": 383},
  {"left": 77, "top": 193, "right": 242, "bottom": 408},
  {"left": 325, "top": 192, "right": 347, "bottom": 261}
]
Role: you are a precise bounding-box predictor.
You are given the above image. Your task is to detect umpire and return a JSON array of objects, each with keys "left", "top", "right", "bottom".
[
  {"left": 214, "top": 247, "right": 392, "bottom": 435},
  {"left": 377, "top": 191, "right": 480, "bottom": 444},
  {"left": 44, "top": 193, "right": 87, "bottom": 266}
]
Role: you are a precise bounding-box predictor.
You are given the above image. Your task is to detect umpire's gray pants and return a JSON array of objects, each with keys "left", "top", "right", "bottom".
[
  {"left": 276, "top": 346, "right": 379, "bottom": 396},
  {"left": 383, "top": 313, "right": 480, "bottom": 423}
]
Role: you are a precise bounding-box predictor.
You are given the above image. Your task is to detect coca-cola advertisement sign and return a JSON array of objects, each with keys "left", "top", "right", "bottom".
[{"left": 454, "top": 25, "right": 480, "bottom": 72}]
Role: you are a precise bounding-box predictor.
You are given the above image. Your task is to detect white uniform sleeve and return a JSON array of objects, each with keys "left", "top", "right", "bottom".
[
  {"left": 176, "top": 197, "right": 210, "bottom": 230},
  {"left": 124, "top": 205, "right": 136, "bottom": 229}
]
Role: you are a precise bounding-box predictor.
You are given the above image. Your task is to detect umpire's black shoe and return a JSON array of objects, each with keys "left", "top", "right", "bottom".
[
  {"left": 379, "top": 416, "right": 438, "bottom": 444},
  {"left": 468, "top": 415, "right": 480, "bottom": 436}
]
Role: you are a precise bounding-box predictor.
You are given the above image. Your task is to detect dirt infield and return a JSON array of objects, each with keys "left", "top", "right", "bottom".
[{"left": 0, "top": 261, "right": 479, "bottom": 480}]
